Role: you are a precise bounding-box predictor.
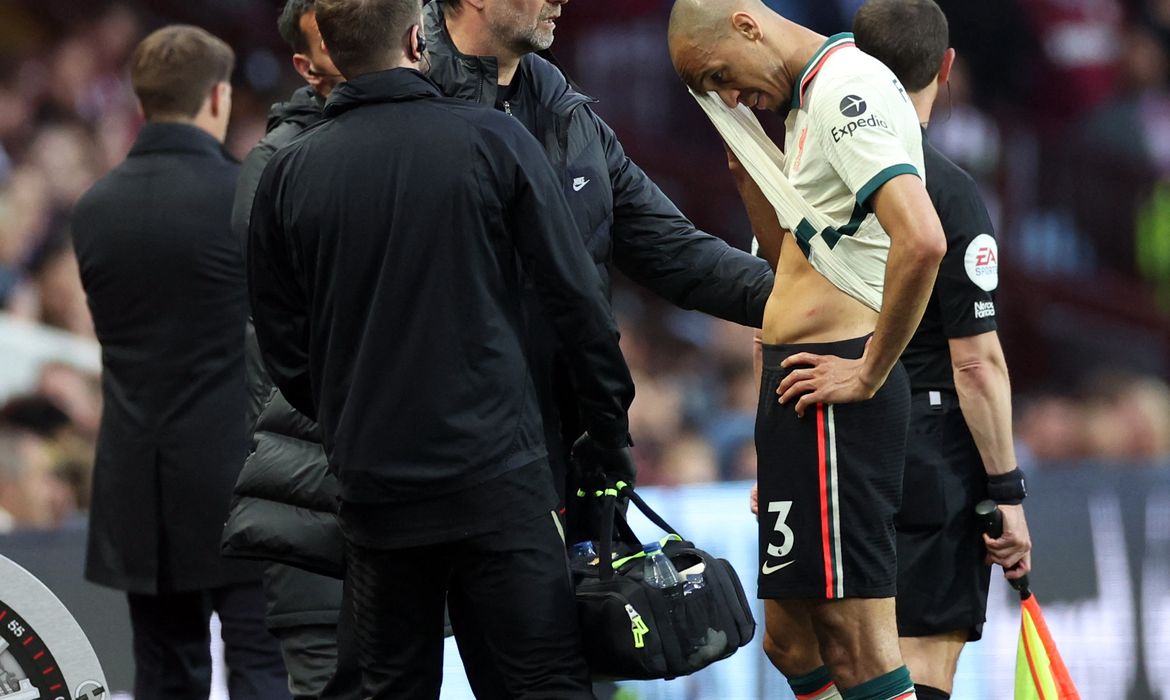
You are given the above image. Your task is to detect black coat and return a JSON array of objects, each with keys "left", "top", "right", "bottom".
[
  {"left": 424, "top": 1, "right": 773, "bottom": 485},
  {"left": 72, "top": 123, "right": 260, "bottom": 594},
  {"left": 248, "top": 69, "right": 633, "bottom": 543},
  {"left": 223, "top": 7, "right": 774, "bottom": 573}
]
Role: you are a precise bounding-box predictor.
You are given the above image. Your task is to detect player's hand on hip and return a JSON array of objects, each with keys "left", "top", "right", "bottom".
[
  {"left": 982, "top": 504, "right": 1032, "bottom": 580},
  {"left": 777, "top": 352, "right": 880, "bottom": 417}
]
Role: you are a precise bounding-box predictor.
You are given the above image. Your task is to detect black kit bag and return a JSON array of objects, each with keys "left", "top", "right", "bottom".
[{"left": 572, "top": 482, "right": 756, "bottom": 680}]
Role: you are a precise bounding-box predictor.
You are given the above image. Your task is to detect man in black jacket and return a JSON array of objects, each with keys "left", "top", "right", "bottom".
[
  {"left": 248, "top": 0, "right": 634, "bottom": 696},
  {"left": 72, "top": 25, "right": 287, "bottom": 700},
  {"left": 428, "top": 0, "right": 772, "bottom": 515},
  {"left": 226, "top": 0, "right": 773, "bottom": 691},
  {"left": 227, "top": 2, "right": 358, "bottom": 699}
]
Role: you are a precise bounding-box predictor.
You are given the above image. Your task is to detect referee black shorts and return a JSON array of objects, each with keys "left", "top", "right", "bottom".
[
  {"left": 755, "top": 335, "right": 910, "bottom": 600},
  {"left": 896, "top": 390, "right": 992, "bottom": 641}
]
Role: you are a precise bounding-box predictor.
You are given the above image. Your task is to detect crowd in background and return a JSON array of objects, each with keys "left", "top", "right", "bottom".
[{"left": 2, "top": 0, "right": 1170, "bottom": 534}]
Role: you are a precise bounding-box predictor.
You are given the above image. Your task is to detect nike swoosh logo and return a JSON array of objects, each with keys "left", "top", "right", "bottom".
[
  {"left": 761, "top": 560, "right": 794, "bottom": 575},
  {"left": 573, "top": 178, "right": 590, "bottom": 192}
]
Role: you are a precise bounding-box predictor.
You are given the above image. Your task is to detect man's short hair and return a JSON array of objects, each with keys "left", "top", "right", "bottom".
[
  {"left": 316, "top": 0, "right": 422, "bottom": 78},
  {"left": 130, "top": 25, "right": 235, "bottom": 120},
  {"left": 853, "top": 0, "right": 948, "bottom": 93},
  {"left": 279, "top": 0, "right": 317, "bottom": 54}
]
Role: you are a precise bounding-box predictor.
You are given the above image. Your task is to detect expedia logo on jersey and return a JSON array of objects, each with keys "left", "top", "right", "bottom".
[{"left": 832, "top": 96, "right": 889, "bottom": 142}]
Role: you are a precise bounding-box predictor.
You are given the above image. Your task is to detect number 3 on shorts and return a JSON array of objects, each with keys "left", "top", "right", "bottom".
[{"left": 766, "top": 500, "right": 794, "bottom": 558}]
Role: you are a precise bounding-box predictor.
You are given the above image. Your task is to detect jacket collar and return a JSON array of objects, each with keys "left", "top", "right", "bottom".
[
  {"left": 323, "top": 68, "right": 441, "bottom": 118},
  {"left": 267, "top": 86, "right": 326, "bottom": 131},
  {"left": 128, "top": 122, "right": 231, "bottom": 160},
  {"left": 423, "top": 1, "right": 593, "bottom": 118}
]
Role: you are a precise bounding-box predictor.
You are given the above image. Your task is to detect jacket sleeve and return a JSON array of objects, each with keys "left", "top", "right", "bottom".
[
  {"left": 232, "top": 125, "right": 294, "bottom": 262},
  {"left": 247, "top": 156, "right": 317, "bottom": 420},
  {"left": 482, "top": 119, "right": 634, "bottom": 446},
  {"left": 598, "top": 111, "right": 773, "bottom": 328}
]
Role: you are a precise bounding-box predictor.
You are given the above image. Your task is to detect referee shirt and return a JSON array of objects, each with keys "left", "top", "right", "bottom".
[{"left": 900, "top": 132, "right": 999, "bottom": 392}]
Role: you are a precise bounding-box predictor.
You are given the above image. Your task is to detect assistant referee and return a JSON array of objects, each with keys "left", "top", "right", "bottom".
[{"left": 854, "top": 2, "right": 1033, "bottom": 699}]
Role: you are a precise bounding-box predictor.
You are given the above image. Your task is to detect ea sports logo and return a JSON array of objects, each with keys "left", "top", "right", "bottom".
[
  {"left": 964, "top": 234, "right": 999, "bottom": 292},
  {"left": 839, "top": 95, "right": 867, "bottom": 117}
]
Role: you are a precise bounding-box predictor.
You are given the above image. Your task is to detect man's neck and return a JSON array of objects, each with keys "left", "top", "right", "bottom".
[
  {"left": 780, "top": 24, "right": 830, "bottom": 101},
  {"left": 150, "top": 115, "right": 225, "bottom": 144},
  {"left": 444, "top": 11, "right": 523, "bottom": 86},
  {"left": 910, "top": 83, "right": 938, "bottom": 127}
]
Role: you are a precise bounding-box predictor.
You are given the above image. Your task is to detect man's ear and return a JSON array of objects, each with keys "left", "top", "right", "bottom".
[
  {"left": 292, "top": 53, "right": 319, "bottom": 88},
  {"left": 209, "top": 81, "right": 230, "bottom": 118},
  {"left": 937, "top": 47, "right": 956, "bottom": 87},
  {"left": 731, "top": 11, "right": 763, "bottom": 41}
]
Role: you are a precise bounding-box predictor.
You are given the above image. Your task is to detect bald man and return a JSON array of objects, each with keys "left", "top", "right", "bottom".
[{"left": 669, "top": 2, "right": 945, "bottom": 699}]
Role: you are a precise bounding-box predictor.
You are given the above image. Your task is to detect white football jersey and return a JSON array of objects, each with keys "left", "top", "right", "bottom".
[{"left": 781, "top": 33, "right": 925, "bottom": 310}]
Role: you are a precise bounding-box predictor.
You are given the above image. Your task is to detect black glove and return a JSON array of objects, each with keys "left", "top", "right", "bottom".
[{"left": 571, "top": 432, "right": 636, "bottom": 490}]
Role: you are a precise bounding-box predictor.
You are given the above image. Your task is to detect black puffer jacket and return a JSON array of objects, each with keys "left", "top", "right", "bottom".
[
  {"left": 221, "top": 89, "right": 345, "bottom": 637},
  {"left": 222, "top": 5, "right": 773, "bottom": 573}
]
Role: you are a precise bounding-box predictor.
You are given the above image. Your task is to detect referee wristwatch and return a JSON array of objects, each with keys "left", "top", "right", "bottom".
[{"left": 987, "top": 467, "right": 1027, "bottom": 505}]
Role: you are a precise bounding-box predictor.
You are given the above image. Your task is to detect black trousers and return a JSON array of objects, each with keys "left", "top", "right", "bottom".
[
  {"left": 347, "top": 511, "right": 594, "bottom": 700},
  {"left": 127, "top": 581, "right": 289, "bottom": 700}
]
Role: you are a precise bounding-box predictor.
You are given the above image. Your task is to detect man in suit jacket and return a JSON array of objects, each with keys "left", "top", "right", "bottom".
[{"left": 72, "top": 25, "right": 287, "bottom": 700}]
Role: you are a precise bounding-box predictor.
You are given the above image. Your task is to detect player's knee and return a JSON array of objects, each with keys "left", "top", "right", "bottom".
[
  {"left": 762, "top": 627, "right": 820, "bottom": 675},
  {"left": 809, "top": 604, "right": 863, "bottom": 674}
]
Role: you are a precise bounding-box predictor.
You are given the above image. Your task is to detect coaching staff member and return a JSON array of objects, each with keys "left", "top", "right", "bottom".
[
  {"left": 248, "top": 0, "right": 634, "bottom": 695},
  {"left": 223, "top": 2, "right": 359, "bottom": 697},
  {"left": 72, "top": 25, "right": 287, "bottom": 700},
  {"left": 427, "top": 0, "right": 772, "bottom": 531},
  {"left": 854, "top": 2, "right": 1033, "bottom": 698}
]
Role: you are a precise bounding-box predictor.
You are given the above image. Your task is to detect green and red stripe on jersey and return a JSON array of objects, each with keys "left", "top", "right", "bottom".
[{"left": 790, "top": 32, "right": 857, "bottom": 111}]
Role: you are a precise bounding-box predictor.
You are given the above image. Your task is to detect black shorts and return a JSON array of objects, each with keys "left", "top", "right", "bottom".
[
  {"left": 896, "top": 390, "right": 992, "bottom": 640},
  {"left": 756, "top": 336, "right": 909, "bottom": 600}
]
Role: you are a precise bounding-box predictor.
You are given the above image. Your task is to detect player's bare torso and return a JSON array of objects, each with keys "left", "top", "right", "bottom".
[{"left": 763, "top": 232, "right": 877, "bottom": 345}]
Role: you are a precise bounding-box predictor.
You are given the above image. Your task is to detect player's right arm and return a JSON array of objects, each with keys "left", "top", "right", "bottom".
[{"left": 726, "top": 145, "right": 786, "bottom": 270}]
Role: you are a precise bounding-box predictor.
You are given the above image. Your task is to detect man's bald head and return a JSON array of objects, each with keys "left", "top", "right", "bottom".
[
  {"left": 668, "top": 0, "right": 804, "bottom": 112},
  {"left": 668, "top": 0, "right": 746, "bottom": 43}
]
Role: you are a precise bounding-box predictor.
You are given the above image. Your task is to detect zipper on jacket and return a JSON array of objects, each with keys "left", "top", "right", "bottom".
[{"left": 503, "top": 100, "right": 513, "bottom": 116}]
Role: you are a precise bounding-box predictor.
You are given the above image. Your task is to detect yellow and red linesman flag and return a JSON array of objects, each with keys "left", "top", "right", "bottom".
[{"left": 1015, "top": 592, "right": 1080, "bottom": 699}]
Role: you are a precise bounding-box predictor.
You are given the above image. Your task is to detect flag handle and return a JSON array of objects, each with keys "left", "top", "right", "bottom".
[{"left": 975, "top": 499, "right": 1032, "bottom": 599}]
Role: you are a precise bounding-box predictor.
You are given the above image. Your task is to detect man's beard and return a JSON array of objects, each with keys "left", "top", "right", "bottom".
[
  {"left": 514, "top": 26, "right": 554, "bottom": 52},
  {"left": 489, "top": 6, "right": 556, "bottom": 54}
]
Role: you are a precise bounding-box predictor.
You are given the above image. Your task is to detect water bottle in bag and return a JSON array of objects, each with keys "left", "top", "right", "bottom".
[{"left": 642, "top": 542, "right": 683, "bottom": 590}]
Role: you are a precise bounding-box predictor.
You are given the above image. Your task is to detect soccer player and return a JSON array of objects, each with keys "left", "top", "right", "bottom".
[
  {"left": 668, "top": 1, "right": 946, "bottom": 698},
  {"left": 853, "top": 2, "right": 1032, "bottom": 698}
]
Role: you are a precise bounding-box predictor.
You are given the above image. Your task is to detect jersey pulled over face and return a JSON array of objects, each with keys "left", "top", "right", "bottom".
[{"left": 781, "top": 33, "right": 925, "bottom": 311}]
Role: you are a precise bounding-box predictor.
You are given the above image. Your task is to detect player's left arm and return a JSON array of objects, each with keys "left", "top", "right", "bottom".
[
  {"left": 778, "top": 175, "right": 944, "bottom": 412},
  {"left": 950, "top": 331, "right": 1032, "bottom": 578},
  {"left": 778, "top": 77, "right": 945, "bottom": 413},
  {"left": 863, "top": 175, "right": 947, "bottom": 388}
]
